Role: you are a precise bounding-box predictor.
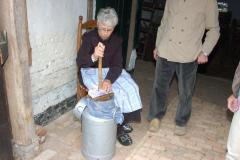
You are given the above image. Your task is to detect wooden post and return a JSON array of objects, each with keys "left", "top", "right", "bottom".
[
  {"left": 126, "top": 0, "right": 137, "bottom": 69},
  {"left": 0, "top": 0, "right": 38, "bottom": 159},
  {"left": 87, "top": 0, "right": 94, "bottom": 20}
]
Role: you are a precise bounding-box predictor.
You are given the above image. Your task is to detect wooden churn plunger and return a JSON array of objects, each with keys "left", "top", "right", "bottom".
[
  {"left": 98, "top": 57, "right": 103, "bottom": 90},
  {"left": 89, "top": 56, "right": 114, "bottom": 101}
]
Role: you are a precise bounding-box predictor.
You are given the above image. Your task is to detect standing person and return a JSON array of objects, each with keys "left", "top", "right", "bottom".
[
  {"left": 76, "top": 7, "right": 142, "bottom": 146},
  {"left": 148, "top": 0, "right": 220, "bottom": 135},
  {"left": 226, "top": 62, "right": 240, "bottom": 160}
]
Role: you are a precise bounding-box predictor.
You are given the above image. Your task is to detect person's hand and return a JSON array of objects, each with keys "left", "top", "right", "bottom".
[
  {"left": 227, "top": 94, "right": 239, "bottom": 112},
  {"left": 153, "top": 48, "right": 159, "bottom": 60},
  {"left": 93, "top": 42, "right": 105, "bottom": 60},
  {"left": 102, "top": 79, "right": 112, "bottom": 93},
  {"left": 197, "top": 52, "right": 208, "bottom": 64}
]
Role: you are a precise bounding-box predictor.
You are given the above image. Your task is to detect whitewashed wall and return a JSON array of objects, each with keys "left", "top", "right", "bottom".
[{"left": 26, "top": 0, "right": 88, "bottom": 115}]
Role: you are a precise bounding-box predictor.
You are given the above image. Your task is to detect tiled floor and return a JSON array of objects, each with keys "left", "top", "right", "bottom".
[{"left": 33, "top": 60, "right": 233, "bottom": 160}]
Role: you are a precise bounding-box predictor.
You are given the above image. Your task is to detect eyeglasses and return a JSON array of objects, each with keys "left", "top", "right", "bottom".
[{"left": 98, "top": 27, "right": 114, "bottom": 33}]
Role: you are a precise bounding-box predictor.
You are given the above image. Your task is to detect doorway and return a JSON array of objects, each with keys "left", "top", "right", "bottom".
[
  {"left": 96, "top": 0, "right": 133, "bottom": 67},
  {"left": 0, "top": 66, "right": 13, "bottom": 160}
]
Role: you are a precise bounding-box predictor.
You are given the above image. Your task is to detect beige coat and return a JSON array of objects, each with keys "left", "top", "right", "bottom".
[{"left": 156, "top": 0, "right": 220, "bottom": 63}]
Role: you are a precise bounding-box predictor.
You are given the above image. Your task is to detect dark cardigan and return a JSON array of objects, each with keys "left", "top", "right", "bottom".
[{"left": 76, "top": 29, "right": 123, "bottom": 86}]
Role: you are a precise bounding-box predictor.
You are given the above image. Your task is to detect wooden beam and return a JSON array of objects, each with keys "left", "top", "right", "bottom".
[
  {"left": 0, "top": 0, "right": 38, "bottom": 159},
  {"left": 126, "top": 0, "right": 137, "bottom": 69}
]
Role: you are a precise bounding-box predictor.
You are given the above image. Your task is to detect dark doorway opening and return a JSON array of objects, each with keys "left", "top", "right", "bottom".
[
  {"left": 96, "top": 0, "right": 133, "bottom": 67},
  {"left": 0, "top": 67, "right": 13, "bottom": 160}
]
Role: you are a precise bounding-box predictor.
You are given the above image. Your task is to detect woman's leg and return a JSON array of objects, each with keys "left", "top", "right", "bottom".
[{"left": 226, "top": 110, "right": 240, "bottom": 160}]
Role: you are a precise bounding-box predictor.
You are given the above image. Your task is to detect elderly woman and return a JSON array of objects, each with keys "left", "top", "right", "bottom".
[
  {"left": 76, "top": 7, "right": 142, "bottom": 146},
  {"left": 226, "top": 62, "right": 240, "bottom": 159}
]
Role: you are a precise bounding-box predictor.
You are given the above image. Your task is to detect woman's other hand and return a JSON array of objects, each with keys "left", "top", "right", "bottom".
[
  {"left": 93, "top": 42, "right": 105, "bottom": 60},
  {"left": 102, "top": 79, "right": 112, "bottom": 93}
]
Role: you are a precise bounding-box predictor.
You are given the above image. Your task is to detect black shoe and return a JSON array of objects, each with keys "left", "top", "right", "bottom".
[
  {"left": 117, "top": 133, "right": 132, "bottom": 146},
  {"left": 122, "top": 123, "right": 133, "bottom": 133}
]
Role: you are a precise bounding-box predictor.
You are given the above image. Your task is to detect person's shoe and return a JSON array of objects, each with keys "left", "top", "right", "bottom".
[
  {"left": 149, "top": 118, "right": 160, "bottom": 132},
  {"left": 117, "top": 132, "right": 133, "bottom": 146},
  {"left": 122, "top": 123, "right": 133, "bottom": 133},
  {"left": 174, "top": 125, "right": 187, "bottom": 136}
]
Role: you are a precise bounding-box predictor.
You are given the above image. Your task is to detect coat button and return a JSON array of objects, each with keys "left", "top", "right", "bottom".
[
  {"left": 172, "top": 26, "right": 175, "bottom": 29},
  {"left": 184, "top": 17, "right": 188, "bottom": 20},
  {"left": 178, "top": 41, "right": 182, "bottom": 44},
  {"left": 169, "top": 39, "right": 172, "bottom": 42},
  {"left": 181, "top": 29, "right": 184, "bottom": 32}
]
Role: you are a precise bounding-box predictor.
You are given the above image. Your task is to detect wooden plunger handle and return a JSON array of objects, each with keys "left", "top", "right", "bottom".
[{"left": 98, "top": 57, "right": 103, "bottom": 90}]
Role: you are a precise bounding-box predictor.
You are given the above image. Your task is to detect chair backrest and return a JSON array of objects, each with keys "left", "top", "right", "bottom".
[
  {"left": 77, "top": 16, "right": 97, "bottom": 51},
  {"left": 76, "top": 16, "right": 97, "bottom": 100}
]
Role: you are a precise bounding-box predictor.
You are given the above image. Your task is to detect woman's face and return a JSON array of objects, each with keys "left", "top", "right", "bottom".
[{"left": 97, "top": 22, "right": 114, "bottom": 40}]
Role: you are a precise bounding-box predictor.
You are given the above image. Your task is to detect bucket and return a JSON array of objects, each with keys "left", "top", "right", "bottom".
[{"left": 81, "top": 106, "right": 117, "bottom": 160}]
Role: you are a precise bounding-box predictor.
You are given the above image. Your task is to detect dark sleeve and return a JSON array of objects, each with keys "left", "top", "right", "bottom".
[
  {"left": 76, "top": 33, "right": 97, "bottom": 68},
  {"left": 105, "top": 40, "right": 123, "bottom": 83}
]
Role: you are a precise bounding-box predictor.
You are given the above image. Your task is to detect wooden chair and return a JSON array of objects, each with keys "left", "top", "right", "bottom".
[{"left": 76, "top": 16, "right": 97, "bottom": 100}]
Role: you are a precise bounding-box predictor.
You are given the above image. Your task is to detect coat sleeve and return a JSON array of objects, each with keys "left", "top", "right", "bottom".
[{"left": 202, "top": 0, "right": 220, "bottom": 56}]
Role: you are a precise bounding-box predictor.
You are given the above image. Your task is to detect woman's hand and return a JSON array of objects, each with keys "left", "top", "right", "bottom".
[
  {"left": 102, "top": 79, "right": 112, "bottom": 93},
  {"left": 93, "top": 42, "right": 105, "bottom": 60},
  {"left": 227, "top": 94, "right": 239, "bottom": 112}
]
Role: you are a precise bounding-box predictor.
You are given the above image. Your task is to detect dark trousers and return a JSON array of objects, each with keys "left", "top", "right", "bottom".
[{"left": 148, "top": 58, "right": 198, "bottom": 126}]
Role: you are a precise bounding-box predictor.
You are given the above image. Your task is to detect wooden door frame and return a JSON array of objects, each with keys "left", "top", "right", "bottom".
[
  {"left": 87, "top": 0, "right": 94, "bottom": 20},
  {"left": 126, "top": 0, "right": 137, "bottom": 69}
]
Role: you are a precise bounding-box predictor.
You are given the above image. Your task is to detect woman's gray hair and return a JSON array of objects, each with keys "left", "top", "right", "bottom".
[{"left": 97, "top": 7, "right": 118, "bottom": 27}]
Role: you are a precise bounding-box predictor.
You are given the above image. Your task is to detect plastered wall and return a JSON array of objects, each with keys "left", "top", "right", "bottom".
[{"left": 26, "top": 0, "right": 88, "bottom": 115}]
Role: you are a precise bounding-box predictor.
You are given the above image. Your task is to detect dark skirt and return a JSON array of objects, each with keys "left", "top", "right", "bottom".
[{"left": 123, "top": 109, "right": 142, "bottom": 124}]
